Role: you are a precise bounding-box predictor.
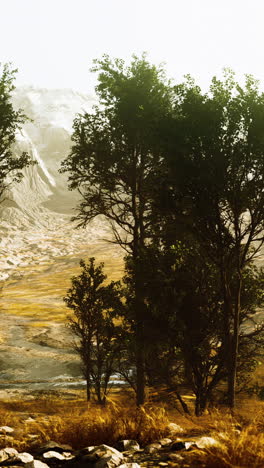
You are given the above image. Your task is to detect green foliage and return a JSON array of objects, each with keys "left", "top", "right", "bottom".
[
  {"left": 64, "top": 258, "right": 123, "bottom": 403},
  {"left": 0, "top": 63, "right": 33, "bottom": 197}
]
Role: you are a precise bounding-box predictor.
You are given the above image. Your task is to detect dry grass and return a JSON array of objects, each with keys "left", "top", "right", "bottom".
[
  {"left": 2, "top": 244, "right": 123, "bottom": 321},
  {"left": 26, "top": 404, "right": 170, "bottom": 449},
  {"left": 0, "top": 395, "right": 263, "bottom": 468},
  {"left": 0, "top": 398, "right": 171, "bottom": 451},
  {"left": 187, "top": 410, "right": 264, "bottom": 468}
]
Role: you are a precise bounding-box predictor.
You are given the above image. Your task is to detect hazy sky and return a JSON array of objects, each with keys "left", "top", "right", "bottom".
[{"left": 0, "top": 0, "right": 263, "bottom": 93}]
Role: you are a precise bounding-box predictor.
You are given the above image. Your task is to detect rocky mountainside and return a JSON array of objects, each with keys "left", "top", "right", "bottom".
[
  {"left": 0, "top": 87, "right": 98, "bottom": 281},
  {"left": 0, "top": 87, "right": 123, "bottom": 390}
]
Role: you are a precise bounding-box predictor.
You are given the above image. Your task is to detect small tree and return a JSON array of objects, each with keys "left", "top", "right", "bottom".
[
  {"left": 0, "top": 63, "right": 33, "bottom": 198},
  {"left": 64, "top": 258, "right": 123, "bottom": 403}
]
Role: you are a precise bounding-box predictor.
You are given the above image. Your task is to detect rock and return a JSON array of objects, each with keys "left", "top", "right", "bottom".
[
  {"left": 117, "top": 440, "right": 140, "bottom": 452},
  {"left": 158, "top": 438, "right": 172, "bottom": 446},
  {"left": 185, "top": 441, "right": 198, "bottom": 450},
  {"left": 171, "top": 441, "right": 186, "bottom": 451},
  {"left": 37, "top": 441, "right": 73, "bottom": 454},
  {"left": 25, "top": 461, "right": 50, "bottom": 468},
  {"left": 79, "top": 445, "right": 95, "bottom": 454},
  {"left": 168, "top": 453, "right": 184, "bottom": 462},
  {"left": 82, "top": 445, "right": 123, "bottom": 467},
  {"left": 43, "top": 450, "right": 66, "bottom": 460},
  {"left": 0, "top": 447, "right": 18, "bottom": 462},
  {"left": 195, "top": 436, "right": 220, "bottom": 448},
  {"left": 0, "top": 425, "right": 14, "bottom": 434},
  {"left": 167, "top": 422, "right": 184, "bottom": 434},
  {"left": 62, "top": 451, "right": 75, "bottom": 459},
  {"left": 144, "top": 442, "right": 161, "bottom": 454},
  {"left": 17, "top": 452, "right": 34, "bottom": 463},
  {"left": 119, "top": 464, "right": 141, "bottom": 468}
]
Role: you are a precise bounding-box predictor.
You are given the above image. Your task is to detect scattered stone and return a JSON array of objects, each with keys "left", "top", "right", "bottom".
[
  {"left": 195, "top": 436, "right": 220, "bottom": 448},
  {"left": 95, "top": 453, "right": 123, "bottom": 467},
  {"left": 80, "top": 445, "right": 95, "bottom": 454},
  {"left": 171, "top": 441, "right": 186, "bottom": 451},
  {"left": 62, "top": 451, "right": 75, "bottom": 459},
  {"left": 0, "top": 447, "right": 18, "bottom": 462},
  {"left": 158, "top": 463, "right": 169, "bottom": 467},
  {"left": 17, "top": 452, "right": 34, "bottom": 463},
  {"left": 82, "top": 444, "right": 124, "bottom": 467},
  {"left": 158, "top": 438, "right": 172, "bottom": 446},
  {"left": 119, "top": 464, "right": 141, "bottom": 468},
  {"left": 43, "top": 450, "right": 66, "bottom": 460},
  {"left": 168, "top": 453, "right": 184, "bottom": 462},
  {"left": 144, "top": 442, "right": 161, "bottom": 454},
  {"left": 167, "top": 422, "right": 184, "bottom": 434},
  {"left": 117, "top": 440, "right": 140, "bottom": 452},
  {"left": 37, "top": 441, "right": 73, "bottom": 454},
  {"left": 0, "top": 426, "right": 14, "bottom": 434},
  {"left": 185, "top": 441, "right": 197, "bottom": 450},
  {"left": 25, "top": 461, "right": 50, "bottom": 468}
]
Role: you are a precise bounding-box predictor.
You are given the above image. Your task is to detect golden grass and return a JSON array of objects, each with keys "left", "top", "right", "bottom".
[
  {"left": 2, "top": 245, "right": 124, "bottom": 321},
  {"left": 0, "top": 398, "right": 171, "bottom": 451},
  {"left": 188, "top": 410, "right": 264, "bottom": 468},
  {"left": 0, "top": 396, "right": 263, "bottom": 468}
]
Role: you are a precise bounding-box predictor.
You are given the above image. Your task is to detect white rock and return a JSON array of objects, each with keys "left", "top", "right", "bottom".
[
  {"left": 0, "top": 447, "right": 18, "bottom": 462},
  {"left": 159, "top": 438, "right": 172, "bottom": 446},
  {"left": 95, "top": 454, "right": 122, "bottom": 468},
  {"left": 195, "top": 436, "right": 220, "bottom": 448},
  {"left": 118, "top": 440, "right": 140, "bottom": 451},
  {"left": 62, "top": 451, "right": 75, "bottom": 459},
  {"left": 18, "top": 452, "right": 34, "bottom": 463},
  {"left": 25, "top": 461, "right": 50, "bottom": 468},
  {"left": 167, "top": 422, "right": 184, "bottom": 433},
  {"left": 43, "top": 450, "right": 65, "bottom": 460},
  {"left": 0, "top": 426, "right": 14, "bottom": 434},
  {"left": 119, "top": 464, "right": 141, "bottom": 468}
]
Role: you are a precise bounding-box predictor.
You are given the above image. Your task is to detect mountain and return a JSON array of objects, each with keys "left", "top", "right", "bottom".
[
  {"left": 0, "top": 86, "right": 99, "bottom": 281},
  {"left": 0, "top": 87, "right": 123, "bottom": 393}
]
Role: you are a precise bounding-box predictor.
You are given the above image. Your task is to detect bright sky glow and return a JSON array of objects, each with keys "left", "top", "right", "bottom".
[{"left": 0, "top": 0, "right": 263, "bottom": 93}]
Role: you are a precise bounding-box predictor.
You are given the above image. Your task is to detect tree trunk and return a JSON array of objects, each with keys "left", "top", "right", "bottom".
[
  {"left": 86, "top": 377, "right": 91, "bottom": 401},
  {"left": 228, "top": 274, "right": 242, "bottom": 409},
  {"left": 175, "top": 391, "right": 190, "bottom": 415}
]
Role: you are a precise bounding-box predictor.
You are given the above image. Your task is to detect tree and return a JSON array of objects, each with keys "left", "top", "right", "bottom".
[
  {"left": 164, "top": 70, "right": 264, "bottom": 408},
  {"left": 61, "top": 54, "right": 173, "bottom": 405},
  {"left": 64, "top": 258, "right": 123, "bottom": 403},
  {"left": 0, "top": 63, "right": 33, "bottom": 198}
]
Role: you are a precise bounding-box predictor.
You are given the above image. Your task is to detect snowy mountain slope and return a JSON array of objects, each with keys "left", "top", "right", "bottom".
[{"left": 0, "top": 87, "right": 100, "bottom": 281}]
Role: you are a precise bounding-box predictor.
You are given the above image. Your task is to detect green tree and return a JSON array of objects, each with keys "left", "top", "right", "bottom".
[
  {"left": 64, "top": 258, "right": 123, "bottom": 403},
  {"left": 61, "top": 54, "right": 173, "bottom": 405},
  {"left": 0, "top": 63, "right": 33, "bottom": 198},
  {"left": 164, "top": 70, "right": 264, "bottom": 408}
]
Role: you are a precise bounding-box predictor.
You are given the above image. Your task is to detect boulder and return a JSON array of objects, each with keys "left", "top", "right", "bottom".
[
  {"left": 167, "top": 422, "right": 184, "bottom": 434},
  {"left": 0, "top": 447, "right": 19, "bottom": 462},
  {"left": 195, "top": 436, "right": 220, "bottom": 448},
  {"left": 144, "top": 442, "right": 161, "bottom": 454},
  {"left": 158, "top": 438, "right": 172, "bottom": 446},
  {"left": 82, "top": 445, "right": 123, "bottom": 467},
  {"left": 17, "top": 452, "right": 34, "bottom": 463},
  {"left": 37, "top": 441, "right": 73, "bottom": 454},
  {"left": 0, "top": 426, "right": 14, "bottom": 434},
  {"left": 117, "top": 440, "right": 140, "bottom": 452},
  {"left": 25, "top": 461, "right": 50, "bottom": 468},
  {"left": 119, "top": 464, "right": 141, "bottom": 468},
  {"left": 43, "top": 450, "right": 66, "bottom": 460}
]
